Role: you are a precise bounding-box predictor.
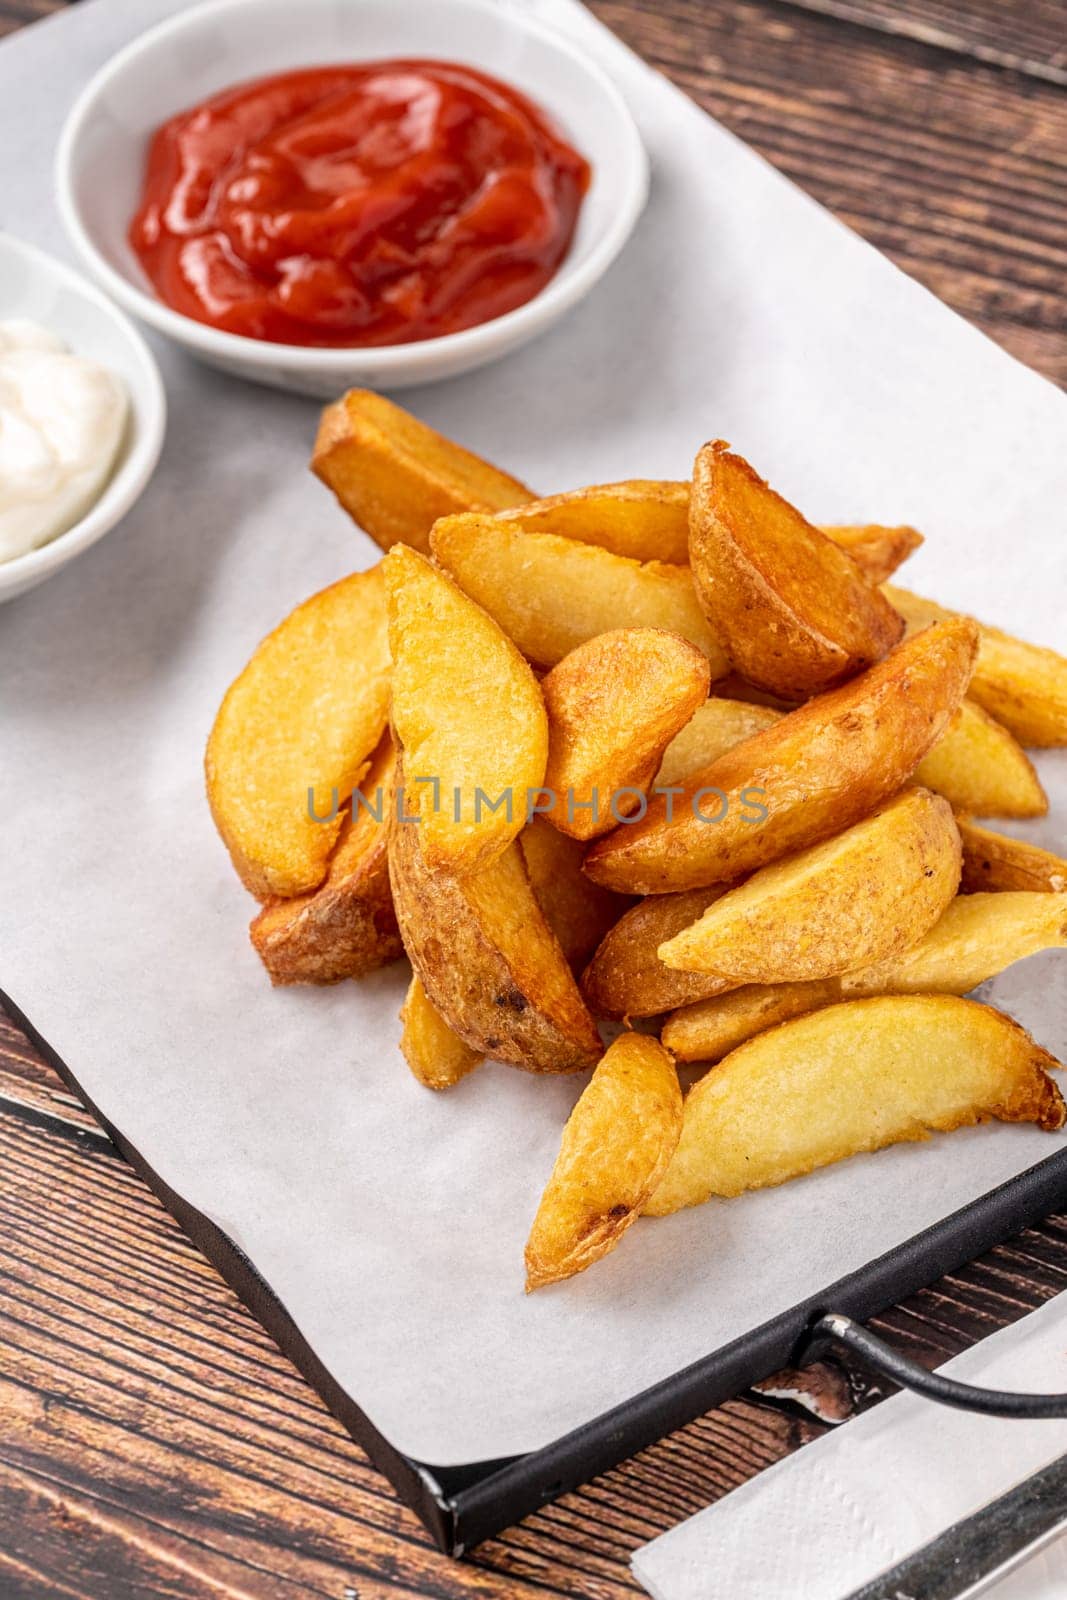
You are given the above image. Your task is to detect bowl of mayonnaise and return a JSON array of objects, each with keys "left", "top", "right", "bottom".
[{"left": 0, "top": 233, "right": 165, "bottom": 603}]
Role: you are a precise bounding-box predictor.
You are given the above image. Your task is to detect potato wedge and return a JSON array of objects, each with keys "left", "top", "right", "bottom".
[
  {"left": 384, "top": 545, "right": 547, "bottom": 875},
  {"left": 494, "top": 481, "right": 692, "bottom": 564},
  {"left": 525, "top": 1033, "right": 682, "bottom": 1290},
  {"left": 312, "top": 390, "right": 531, "bottom": 555},
  {"left": 645, "top": 996, "right": 1065, "bottom": 1213},
  {"left": 206, "top": 566, "right": 391, "bottom": 900},
  {"left": 585, "top": 618, "right": 978, "bottom": 894},
  {"left": 914, "top": 700, "right": 1046, "bottom": 819},
  {"left": 658, "top": 789, "right": 960, "bottom": 982},
  {"left": 249, "top": 736, "right": 400, "bottom": 983},
  {"left": 822, "top": 523, "right": 923, "bottom": 584},
  {"left": 958, "top": 819, "right": 1067, "bottom": 894},
  {"left": 658, "top": 694, "right": 1043, "bottom": 821},
  {"left": 581, "top": 889, "right": 735, "bottom": 1018},
  {"left": 542, "top": 629, "right": 711, "bottom": 841},
  {"left": 688, "top": 442, "right": 904, "bottom": 699},
  {"left": 656, "top": 697, "right": 784, "bottom": 790},
  {"left": 399, "top": 976, "right": 482, "bottom": 1091},
  {"left": 373, "top": 463, "right": 918, "bottom": 575},
  {"left": 430, "top": 514, "right": 730, "bottom": 675},
  {"left": 662, "top": 891, "right": 1067, "bottom": 1061},
  {"left": 389, "top": 771, "right": 602, "bottom": 1073},
  {"left": 662, "top": 980, "right": 841, "bottom": 1063},
  {"left": 519, "top": 817, "right": 630, "bottom": 973},
  {"left": 885, "top": 586, "right": 1067, "bottom": 748}
]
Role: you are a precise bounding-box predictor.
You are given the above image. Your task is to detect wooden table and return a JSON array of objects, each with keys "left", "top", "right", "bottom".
[{"left": 2, "top": 1, "right": 1066, "bottom": 1594}]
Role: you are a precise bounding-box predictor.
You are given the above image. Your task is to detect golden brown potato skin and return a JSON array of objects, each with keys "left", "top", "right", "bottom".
[
  {"left": 655, "top": 697, "right": 782, "bottom": 790},
  {"left": 584, "top": 618, "right": 979, "bottom": 895},
  {"left": 645, "top": 996, "right": 1065, "bottom": 1213},
  {"left": 957, "top": 819, "right": 1067, "bottom": 894},
  {"left": 249, "top": 738, "right": 401, "bottom": 984},
  {"left": 525, "top": 1033, "right": 682, "bottom": 1290},
  {"left": 431, "top": 513, "right": 730, "bottom": 675},
  {"left": 541, "top": 629, "right": 711, "bottom": 841},
  {"left": 661, "top": 891, "right": 1067, "bottom": 1061},
  {"left": 688, "top": 442, "right": 904, "bottom": 700},
  {"left": 662, "top": 980, "right": 841, "bottom": 1063},
  {"left": 822, "top": 524, "right": 923, "bottom": 584},
  {"left": 206, "top": 566, "right": 392, "bottom": 901},
  {"left": 384, "top": 545, "right": 548, "bottom": 876},
  {"left": 581, "top": 888, "right": 736, "bottom": 1018},
  {"left": 389, "top": 768, "right": 602, "bottom": 1074},
  {"left": 493, "top": 481, "right": 692, "bottom": 565},
  {"left": 309, "top": 385, "right": 923, "bottom": 578},
  {"left": 312, "top": 389, "right": 531, "bottom": 554},
  {"left": 485, "top": 483, "right": 921, "bottom": 578},
  {"left": 914, "top": 700, "right": 1046, "bottom": 819},
  {"left": 659, "top": 695, "right": 1043, "bottom": 821},
  {"left": 399, "top": 976, "right": 482, "bottom": 1091},
  {"left": 886, "top": 586, "right": 1067, "bottom": 748},
  {"left": 518, "top": 818, "right": 630, "bottom": 973},
  {"left": 657, "top": 789, "right": 961, "bottom": 983}
]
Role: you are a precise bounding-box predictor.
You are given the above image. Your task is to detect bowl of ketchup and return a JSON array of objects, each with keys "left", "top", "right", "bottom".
[{"left": 56, "top": 0, "right": 648, "bottom": 396}]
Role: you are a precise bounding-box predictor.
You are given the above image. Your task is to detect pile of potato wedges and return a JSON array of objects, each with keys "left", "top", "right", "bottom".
[{"left": 206, "top": 390, "right": 1067, "bottom": 1290}]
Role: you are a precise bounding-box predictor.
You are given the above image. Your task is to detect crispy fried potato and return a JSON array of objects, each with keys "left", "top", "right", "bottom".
[
  {"left": 885, "top": 586, "right": 1067, "bottom": 748},
  {"left": 656, "top": 697, "right": 784, "bottom": 790},
  {"left": 915, "top": 700, "right": 1046, "bottom": 819},
  {"left": 662, "top": 891, "right": 1067, "bottom": 1061},
  {"left": 249, "top": 736, "right": 400, "bottom": 983},
  {"left": 958, "top": 819, "right": 1067, "bottom": 894},
  {"left": 688, "top": 442, "right": 904, "bottom": 699},
  {"left": 645, "top": 996, "right": 1065, "bottom": 1212},
  {"left": 389, "top": 771, "right": 602, "bottom": 1073},
  {"left": 658, "top": 789, "right": 960, "bottom": 982},
  {"left": 399, "top": 976, "right": 482, "bottom": 1091},
  {"left": 385, "top": 546, "right": 547, "bottom": 875},
  {"left": 430, "top": 514, "right": 730, "bottom": 675},
  {"left": 658, "top": 695, "right": 1043, "bottom": 821},
  {"left": 312, "top": 390, "right": 531, "bottom": 555},
  {"left": 581, "top": 889, "right": 735, "bottom": 1018},
  {"left": 519, "top": 817, "right": 630, "bottom": 972},
  {"left": 822, "top": 524, "right": 923, "bottom": 583},
  {"left": 662, "top": 980, "right": 841, "bottom": 1063},
  {"left": 541, "top": 629, "right": 711, "bottom": 841},
  {"left": 494, "top": 481, "right": 692, "bottom": 564},
  {"left": 436, "top": 479, "right": 917, "bottom": 575},
  {"left": 585, "top": 618, "right": 978, "bottom": 894},
  {"left": 206, "top": 566, "right": 391, "bottom": 900},
  {"left": 525, "top": 1033, "right": 682, "bottom": 1289}
]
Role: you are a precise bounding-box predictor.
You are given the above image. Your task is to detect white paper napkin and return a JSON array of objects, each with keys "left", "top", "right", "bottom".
[{"left": 633, "top": 1296, "right": 1067, "bottom": 1600}]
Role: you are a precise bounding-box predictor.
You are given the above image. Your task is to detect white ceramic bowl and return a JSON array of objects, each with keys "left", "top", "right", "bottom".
[
  {"left": 0, "top": 234, "right": 166, "bottom": 604},
  {"left": 56, "top": 0, "right": 648, "bottom": 397}
]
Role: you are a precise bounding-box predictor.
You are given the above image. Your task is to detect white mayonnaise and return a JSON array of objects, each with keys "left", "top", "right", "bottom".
[{"left": 0, "top": 318, "right": 128, "bottom": 564}]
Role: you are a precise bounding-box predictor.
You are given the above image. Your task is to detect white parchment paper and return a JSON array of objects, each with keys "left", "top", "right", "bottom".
[{"left": 1, "top": 0, "right": 1065, "bottom": 1467}]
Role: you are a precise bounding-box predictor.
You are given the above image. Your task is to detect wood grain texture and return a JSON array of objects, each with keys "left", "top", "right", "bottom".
[
  {"left": 589, "top": 0, "right": 1067, "bottom": 384},
  {"left": 2, "top": 0, "right": 1067, "bottom": 1591},
  {"left": 4, "top": 1010, "right": 1067, "bottom": 1597},
  {"left": 787, "top": 0, "right": 1067, "bottom": 84}
]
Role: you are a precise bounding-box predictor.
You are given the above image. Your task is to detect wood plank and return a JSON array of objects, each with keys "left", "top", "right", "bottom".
[
  {"left": 0, "top": 0, "right": 55, "bottom": 38},
  {"left": 4, "top": 1034, "right": 1067, "bottom": 1593},
  {"left": 0, "top": 1011, "right": 100, "bottom": 1134},
  {"left": 0, "top": 1093, "right": 830, "bottom": 1595},
  {"left": 588, "top": 0, "right": 1067, "bottom": 385},
  {"left": 786, "top": 0, "right": 1067, "bottom": 86}
]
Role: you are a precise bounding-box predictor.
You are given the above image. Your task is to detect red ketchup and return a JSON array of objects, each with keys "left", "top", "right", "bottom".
[{"left": 129, "top": 61, "right": 591, "bottom": 347}]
